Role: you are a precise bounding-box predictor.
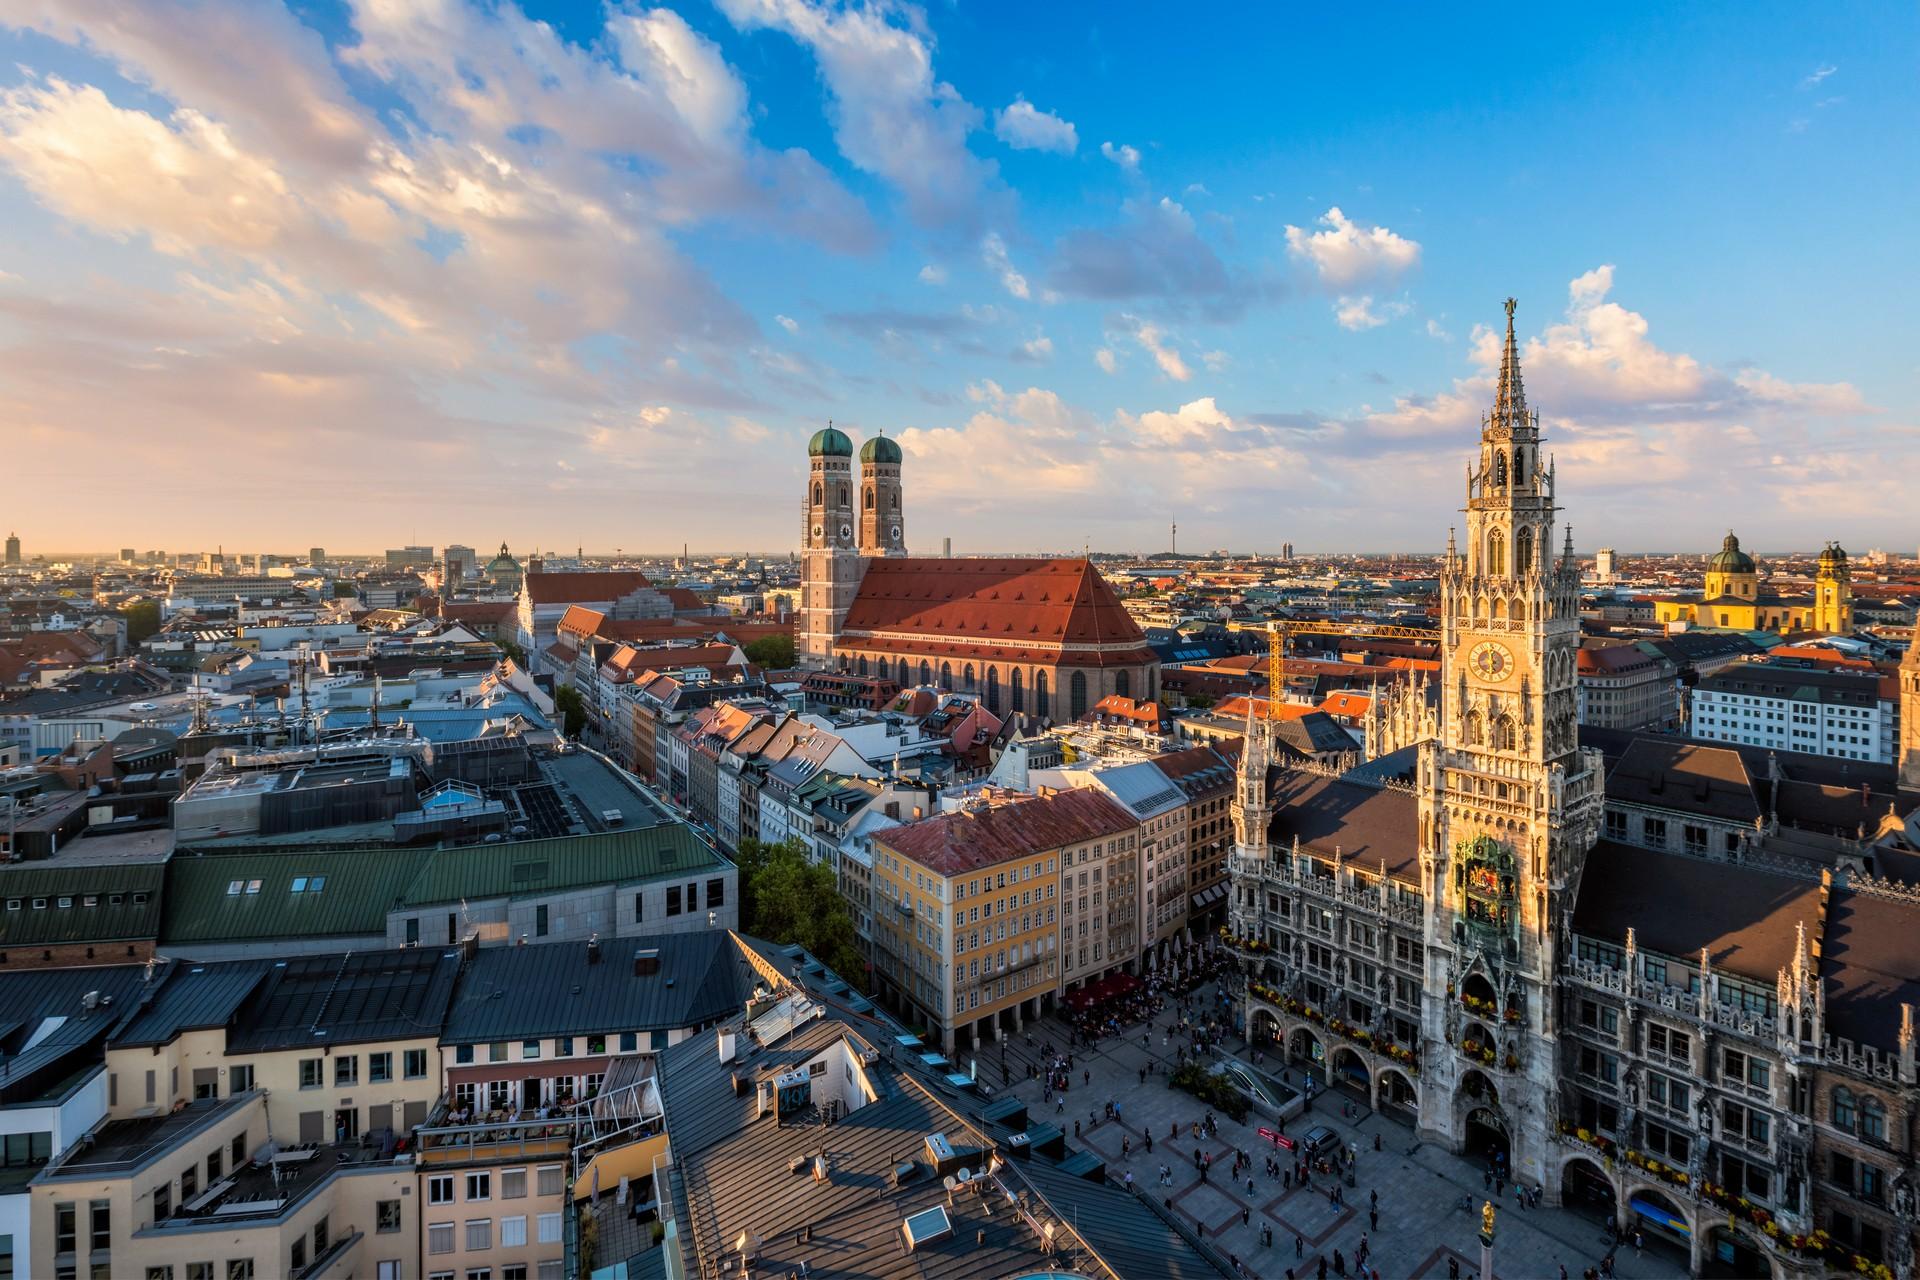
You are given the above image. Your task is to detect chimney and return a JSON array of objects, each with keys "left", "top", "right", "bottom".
[
  {"left": 586, "top": 934, "right": 602, "bottom": 965},
  {"left": 633, "top": 948, "right": 661, "bottom": 977},
  {"left": 718, "top": 1027, "right": 739, "bottom": 1064}
]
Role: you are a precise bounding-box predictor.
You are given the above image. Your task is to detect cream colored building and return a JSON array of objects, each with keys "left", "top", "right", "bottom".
[
  {"left": 870, "top": 787, "right": 1141, "bottom": 1053},
  {"left": 31, "top": 1092, "right": 416, "bottom": 1280}
]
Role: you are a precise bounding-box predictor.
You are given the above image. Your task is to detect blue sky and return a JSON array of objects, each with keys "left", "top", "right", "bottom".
[{"left": 0, "top": 1, "right": 1912, "bottom": 555}]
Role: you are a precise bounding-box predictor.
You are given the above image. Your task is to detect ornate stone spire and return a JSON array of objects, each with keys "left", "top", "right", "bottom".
[{"left": 1490, "top": 297, "right": 1529, "bottom": 432}]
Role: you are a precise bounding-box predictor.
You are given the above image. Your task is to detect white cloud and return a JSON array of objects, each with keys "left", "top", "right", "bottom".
[
  {"left": 1425, "top": 317, "right": 1452, "bottom": 342},
  {"left": 715, "top": 0, "right": 990, "bottom": 227},
  {"left": 1094, "top": 347, "right": 1118, "bottom": 374},
  {"left": 1100, "top": 140, "right": 1141, "bottom": 173},
  {"left": 1201, "top": 349, "right": 1229, "bottom": 372},
  {"left": 1018, "top": 333, "right": 1053, "bottom": 362},
  {"left": 994, "top": 96, "right": 1076, "bottom": 154},
  {"left": 775, "top": 313, "right": 799, "bottom": 333},
  {"left": 1123, "top": 313, "right": 1190, "bottom": 381},
  {"left": 1335, "top": 296, "right": 1386, "bottom": 331},
  {"left": 1333, "top": 295, "right": 1410, "bottom": 331},
  {"left": 1284, "top": 206, "right": 1420, "bottom": 288},
  {"left": 1801, "top": 63, "right": 1837, "bottom": 89},
  {"left": 1183, "top": 182, "right": 1210, "bottom": 197},
  {"left": 982, "top": 232, "right": 1031, "bottom": 300},
  {"left": 918, "top": 263, "right": 948, "bottom": 284}
]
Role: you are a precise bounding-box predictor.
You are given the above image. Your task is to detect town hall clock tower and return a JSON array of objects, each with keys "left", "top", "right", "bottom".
[{"left": 1414, "top": 300, "right": 1605, "bottom": 1190}]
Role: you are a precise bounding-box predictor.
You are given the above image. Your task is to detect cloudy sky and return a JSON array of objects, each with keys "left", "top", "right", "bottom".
[{"left": 0, "top": 1, "right": 1914, "bottom": 556}]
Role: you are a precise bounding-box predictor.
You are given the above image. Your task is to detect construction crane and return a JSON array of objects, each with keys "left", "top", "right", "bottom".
[{"left": 1227, "top": 619, "right": 1439, "bottom": 643}]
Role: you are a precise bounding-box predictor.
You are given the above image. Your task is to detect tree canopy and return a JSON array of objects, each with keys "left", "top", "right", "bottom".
[
  {"left": 744, "top": 632, "right": 796, "bottom": 670},
  {"left": 731, "top": 837, "right": 864, "bottom": 986}
]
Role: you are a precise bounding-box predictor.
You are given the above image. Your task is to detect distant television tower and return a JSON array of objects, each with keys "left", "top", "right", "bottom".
[{"left": 1171, "top": 521, "right": 1178, "bottom": 557}]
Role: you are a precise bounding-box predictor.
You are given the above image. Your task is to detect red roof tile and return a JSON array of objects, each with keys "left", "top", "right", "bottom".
[
  {"left": 841, "top": 558, "right": 1149, "bottom": 655},
  {"left": 524, "top": 570, "right": 653, "bottom": 606},
  {"left": 875, "top": 788, "right": 1138, "bottom": 877}
]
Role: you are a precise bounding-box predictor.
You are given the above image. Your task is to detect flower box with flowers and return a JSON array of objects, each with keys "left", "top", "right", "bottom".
[
  {"left": 1461, "top": 994, "right": 1497, "bottom": 1018},
  {"left": 1502, "top": 1007, "right": 1521, "bottom": 1024},
  {"left": 1461, "top": 1039, "right": 1496, "bottom": 1066}
]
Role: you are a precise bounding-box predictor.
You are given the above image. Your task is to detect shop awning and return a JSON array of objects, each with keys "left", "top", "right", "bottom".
[{"left": 1630, "top": 1195, "right": 1691, "bottom": 1237}]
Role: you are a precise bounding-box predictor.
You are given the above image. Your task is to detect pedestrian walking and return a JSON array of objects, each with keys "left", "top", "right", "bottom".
[
  {"left": 1242, "top": 1207, "right": 1251, "bottom": 1228},
  {"left": 1369, "top": 1209, "right": 1377, "bottom": 1231},
  {"left": 1295, "top": 1231, "right": 1305, "bottom": 1258}
]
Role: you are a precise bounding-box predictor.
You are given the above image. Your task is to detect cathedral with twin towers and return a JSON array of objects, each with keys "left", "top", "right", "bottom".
[{"left": 797, "top": 424, "right": 1160, "bottom": 720}]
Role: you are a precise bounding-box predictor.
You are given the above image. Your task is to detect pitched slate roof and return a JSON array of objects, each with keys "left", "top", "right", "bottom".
[
  {"left": 1265, "top": 769, "right": 1419, "bottom": 884},
  {"left": 1820, "top": 883, "right": 1920, "bottom": 1051},
  {"left": 1570, "top": 839, "right": 1823, "bottom": 982},
  {"left": 440, "top": 932, "right": 757, "bottom": 1045},
  {"left": 0, "top": 860, "right": 167, "bottom": 948}
]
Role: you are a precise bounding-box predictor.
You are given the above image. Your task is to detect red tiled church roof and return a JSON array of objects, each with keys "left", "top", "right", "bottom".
[
  {"left": 524, "top": 570, "right": 652, "bottom": 606},
  {"left": 841, "top": 558, "right": 1150, "bottom": 656}
]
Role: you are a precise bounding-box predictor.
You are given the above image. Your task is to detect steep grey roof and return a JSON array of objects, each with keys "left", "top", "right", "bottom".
[
  {"left": 1265, "top": 769, "right": 1420, "bottom": 884},
  {"left": 0, "top": 964, "right": 148, "bottom": 1105},
  {"left": 440, "top": 932, "right": 757, "bottom": 1046},
  {"left": 115, "top": 959, "right": 274, "bottom": 1047}
]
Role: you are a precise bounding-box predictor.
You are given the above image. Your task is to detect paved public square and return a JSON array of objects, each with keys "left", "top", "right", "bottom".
[{"left": 980, "top": 981, "right": 1693, "bottom": 1280}]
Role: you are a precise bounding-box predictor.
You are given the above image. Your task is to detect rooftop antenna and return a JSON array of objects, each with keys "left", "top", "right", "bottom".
[{"left": 370, "top": 674, "right": 382, "bottom": 732}]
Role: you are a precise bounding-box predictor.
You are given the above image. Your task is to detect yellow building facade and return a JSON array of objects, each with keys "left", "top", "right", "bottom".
[{"left": 1651, "top": 531, "right": 1853, "bottom": 635}]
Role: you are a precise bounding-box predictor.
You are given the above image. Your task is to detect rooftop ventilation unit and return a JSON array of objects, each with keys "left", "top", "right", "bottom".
[{"left": 632, "top": 948, "right": 660, "bottom": 977}]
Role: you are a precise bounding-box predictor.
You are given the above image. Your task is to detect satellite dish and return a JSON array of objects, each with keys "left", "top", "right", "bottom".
[
  {"left": 942, "top": 1174, "right": 958, "bottom": 1193},
  {"left": 957, "top": 1167, "right": 972, "bottom": 1184}
]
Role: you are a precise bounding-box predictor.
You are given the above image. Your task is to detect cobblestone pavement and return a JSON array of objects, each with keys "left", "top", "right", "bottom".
[{"left": 977, "top": 982, "right": 1692, "bottom": 1280}]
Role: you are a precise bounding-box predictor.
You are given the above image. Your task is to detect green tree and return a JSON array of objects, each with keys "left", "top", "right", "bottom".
[
  {"left": 120, "top": 600, "right": 161, "bottom": 645},
  {"left": 552, "top": 684, "right": 587, "bottom": 737},
  {"left": 332, "top": 580, "right": 358, "bottom": 598},
  {"left": 497, "top": 638, "right": 528, "bottom": 666},
  {"left": 732, "top": 837, "right": 865, "bottom": 986},
  {"left": 743, "top": 632, "right": 796, "bottom": 670}
]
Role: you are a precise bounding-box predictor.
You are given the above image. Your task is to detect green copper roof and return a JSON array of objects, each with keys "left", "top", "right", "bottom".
[
  {"left": 859, "top": 434, "right": 903, "bottom": 464},
  {"left": 808, "top": 426, "right": 853, "bottom": 457}
]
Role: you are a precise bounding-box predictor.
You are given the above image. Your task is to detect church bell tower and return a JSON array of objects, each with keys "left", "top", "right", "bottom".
[
  {"left": 799, "top": 424, "right": 861, "bottom": 667},
  {"left": 1414, "top": 299, "right": 1604, "bottom": 1189},
  {"left": 858, "top": 432, "right": 908, "bottom": 557}
]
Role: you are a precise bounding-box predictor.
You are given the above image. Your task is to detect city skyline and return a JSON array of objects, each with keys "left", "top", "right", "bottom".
[{"left": 0, "top": 1, "right": 1914, "bottom": 552}]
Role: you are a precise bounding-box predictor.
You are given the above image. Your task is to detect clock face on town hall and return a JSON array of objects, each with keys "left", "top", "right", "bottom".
[{"left": 1468, "top": 639, "right": 1514, "bottom": 682}]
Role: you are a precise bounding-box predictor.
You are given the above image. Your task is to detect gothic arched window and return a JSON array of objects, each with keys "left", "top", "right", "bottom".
[
  {"left": 962, "top": 663, "right": 975, "bottom": 692},
  {"left": 1493, "top": 716, "right": 1517, "bottom": 751},
  {"left": 1465, "top": 710, "right": 1485, "bottom": 746},
  {"left": 1035, "top": 670, "right": 1050, "bottom": 718},
  {"left": 813, "top": 482, "right": 823, "bottom": 507},
  {"left": 986, "top": 666, "right": 1001, "bottom": 713},
  {"left": 1515, "top": 527, "right": 1534, "bottom": 574},
  {"left": 1486, "top": 529, "right": 1506, "bottom": 577},
  {"left": 857, "top": 655, "right": 868, "bottom": 676},
  {"left": 940, "top": 662, "right": 952, "bottom": 689},
  {"left": 1512, "top": 599, "right": 1527, "bottom": 623},
  {"left": 1862, "top": 1097, "right": 1887, "bottom": 1142},
  {"left": 1493, "top": 597, "right": 1508, "bottom": 621},
  {"left": 1011, "top": 667, "right": 1025, "bottom": 712},
  {"left": 1833, "top": 1087, "right": 1857, "bottom": 1131},
  {"left": 1070, "top": 670, "right": 1089, "bottom": 720},
  {"left": 865, "top": 488, "right": 874, "bottom": 509},
  {"left": 1115, "top": 669, "right": 1130, "bottom": 699},
  {"left": 1493, "top": 451, "right": 1508, "bottom": 487},
  {"left": 919, "top": 660, "right": 932, "bottom": 686},
  {"left": 1513, "top": 445, "right": 1526, "bottom": 480}
]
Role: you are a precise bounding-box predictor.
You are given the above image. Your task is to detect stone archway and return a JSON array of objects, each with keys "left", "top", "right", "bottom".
[
  {"left": 1287, "top": 1026, "right": 1325, "bottom": 1080},
  {"left": 1375, "top": 1067, "right": 1418, "bottom": 1123},
  {"left": 1626, "top": 1186, "right": 1696, "bottom": 1272},
  {"left": 1702, "top": 1223, "right": 1777, "bottom": 1280},
  {"left": 1560, "top": 1155, "right": 1617, "bottom": 1225},
  {"left": 1250, "top": 1007, "right": 1280, "bottom": 1048},
  {"left": 1463, "top": 1106, "right": 1509, "bottom": 1168},
  {"left": 1330, "top": 1046, "right": 1371, "bottom": 1099}
]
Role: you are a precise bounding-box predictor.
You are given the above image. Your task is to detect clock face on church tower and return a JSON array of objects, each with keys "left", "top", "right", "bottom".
[{"left": 1469, "top": 640, "right": 1514, "bottom": 683}]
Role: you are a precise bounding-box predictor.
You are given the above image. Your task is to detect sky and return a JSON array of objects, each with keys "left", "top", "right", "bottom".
[{"left": 0, "top": 1, "right": 1915, "bottom": 557}]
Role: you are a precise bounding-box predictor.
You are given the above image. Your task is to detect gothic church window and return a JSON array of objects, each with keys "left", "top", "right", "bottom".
[
  {"left": 1070, "top": 671, "right": 1088, "bottom": 720},
  {"left": 1493, "top": 451, "right": 1508, "bottom": 487},
  {"left": 1516, "top": 527, "right": 1533, "bottom": 574},
  {"left": 1493, "top": 716, "right": 1516, "bottom": 751},
  {"left": 1487, "top": 529, "right": 1506, "bottom": 577},
  {"left": 1035, "top": 671, "right": 1050, "bottom": 718},
  {"left": 1465, "top": 710, "right": 1485, "bottom": 746},
  {"left": 1115, "top": 669, "right": 1130, "bottom": 698},
  {"left": 987, "top": 666, "right": 1001, "bottom": 712},
  {"left": 1011, "top": 667, "right": 1025, "bottom": 711}
]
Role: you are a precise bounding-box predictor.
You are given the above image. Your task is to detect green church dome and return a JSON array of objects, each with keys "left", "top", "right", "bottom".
[
  {"left": 859, "top": 434, "right": 903, "bottom": 464},
  {"left": 808, "top": 425, "right": 853, "bottom": 457},
  {"left": 1707, "top": 531, "right": 1755, "bottom": 575}
]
